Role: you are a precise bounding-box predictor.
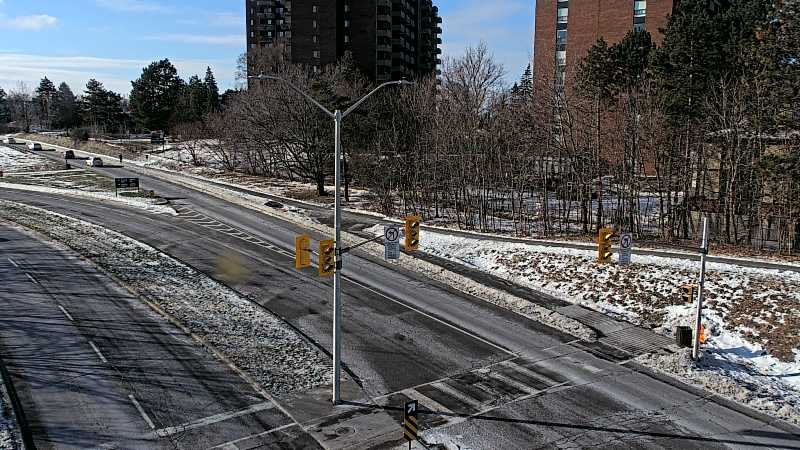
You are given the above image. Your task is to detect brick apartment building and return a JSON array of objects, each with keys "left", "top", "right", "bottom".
[
  {"left": 532, "top": 0, "right": 675, "bottom": 91},
  {"left": 246, "top": 0, "right": 442, "bottom": 81}
]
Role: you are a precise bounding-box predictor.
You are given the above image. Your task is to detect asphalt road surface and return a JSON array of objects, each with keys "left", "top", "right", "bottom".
[
  {"left": 0, "top": 224, "right": 317, "bottom": 449},
  {"left": 1, "top": 143, "right": 799, "bottom": 448}
]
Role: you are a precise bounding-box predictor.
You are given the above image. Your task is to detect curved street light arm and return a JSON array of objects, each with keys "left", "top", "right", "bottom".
[
  {"left": 249, "top": 73, "right": 335, "bottom": 118},
  {"left": 342, "top": 80, "right": 415, "bottom": 119}
]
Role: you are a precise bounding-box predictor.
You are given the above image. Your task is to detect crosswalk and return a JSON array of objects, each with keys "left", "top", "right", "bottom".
[{"left": 173, "top": 205, "right": 292, "bottom": 257}]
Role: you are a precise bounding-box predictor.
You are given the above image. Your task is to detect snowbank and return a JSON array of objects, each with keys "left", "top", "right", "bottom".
[
  {"left": 417, "top": 229, "right": 800, "bottom": 425},
  {"left": 0, "top": 201, "right": 330, "bottom": 396},
  {"left": 0, "top": 183, "right": 176, "bottom": 216}
]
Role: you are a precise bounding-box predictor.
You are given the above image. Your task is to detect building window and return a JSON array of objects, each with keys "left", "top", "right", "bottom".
[
  {"left": 556, "top": 29, "right": 567, "bottom": 45},
  {"left": 313, "top": 50, "right": 320, "bottom": 58},
  {"left": 312, "top": 5, "right": 318, "bottom": 13},
  {"left": 634, "top": 0, "right": 646, "bottom": 17},
  {"left": 634, "top": 22, "right": 646, "bottom": 32},
  {"left": 344, "top": 4, "right": 350, "bottom": 12},
  {"left": 556, "top": 50, "right": 567, "bottom": 66},
  {"left": 557, "top": 7, "right": 568, "bottom": 23},
  {"left": 313, "top": 20, "right": 317, "bottom": 28},
  {"left": 344, "top": 35, "right": 350, "bottom": 43},
  {"left": 344, "top": 20, "right": 350, "bottom": 28},
  {"left": 313, "top": 35, "right": 318, "bottom": 43}
]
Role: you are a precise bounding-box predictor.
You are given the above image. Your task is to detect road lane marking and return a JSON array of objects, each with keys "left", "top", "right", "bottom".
[
  {"left": 151, "top": 401, "right": 276, "bottom": 438},
  {"left": 209, "top": 422, "right": 298, "bottom": 449},
  {"left": 58, "top": 305, "right": 75, "bottom": 322},
  {"left": 25, "top": 273, "right": 39, "bottom": 284},
  {"left": 7, "top": 258, "right": 19, "bottom": 267},
  {"left": 88, "top": 341, "right": 108, "bottom": 363},
  {"left": 129, "top": 395, "right": 156, "bottom": 430}
]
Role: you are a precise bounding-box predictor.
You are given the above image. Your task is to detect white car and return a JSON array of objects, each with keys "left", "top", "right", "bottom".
[
  {"left": 87, "top": 157, "right": 104, "bottom": 167},
  {"left": 27, "top": 142, "right": 43, "bottom": 151},
  {"left": 3, "top": 137, "right": 16, "bottom": 144}
]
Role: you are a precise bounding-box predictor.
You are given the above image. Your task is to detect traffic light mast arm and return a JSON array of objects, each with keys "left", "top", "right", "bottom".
[{"left": 339, "top": 234, "right": 384, "bottom": 255}]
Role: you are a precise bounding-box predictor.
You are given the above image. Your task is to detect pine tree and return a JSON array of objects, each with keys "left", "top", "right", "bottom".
[
  {"left": 53, "top": 82, "right": 79, "bottom": 129},
  {"left": 204, "top": 67, "right": 220, "bottom": 112},
  {"left": 0, "top": 87, "right": 8, "bottom": 125},
  {"left": 80, "top": 79, "right": 125, "bottom": 133},
  {"left": 129, "top": 59, "right": 185, "bottom": 131},
  {"left": 35, "top": 77, "right": 58, "bottom": 129},
  {"left": 519, "top": 64, "right": 533, "bottom": 98}
]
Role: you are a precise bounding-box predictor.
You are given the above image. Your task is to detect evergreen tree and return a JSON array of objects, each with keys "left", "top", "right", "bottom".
[
  {"left": 0, "top": 87, "right": 8, "bottom": 125},
  {"left": 519, "top": 64, "right": 533, "bottom": 97},
  {"left": 129, "top": 59, "right": 184, "bottom": 131},
  {"left": 204, "top": 67, "right": 220, "bottom": 112},
  {"left": 53, "top": 82, "right": 79, "bottom": 129},
  {"left": 80, "top": 79, "right": 125, "bottom": 133},
  {"left": 35, "top": 77, "right": 58, "bottom": 129},
  {"left": 577, "top": 38, "right": 617, "bottom": 102}
]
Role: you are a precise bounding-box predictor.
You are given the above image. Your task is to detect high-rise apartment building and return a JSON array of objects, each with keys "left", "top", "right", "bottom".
[
  {"left": 246, "top": 0, "right": 442, "bottom": 81},
  {"left": 532, "top": 0, "right": 675, "bottom": 90}
]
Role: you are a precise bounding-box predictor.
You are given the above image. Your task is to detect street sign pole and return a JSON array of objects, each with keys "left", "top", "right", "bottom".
[{"left": 692, "top": 217, "right": 710, "bottom": 360}]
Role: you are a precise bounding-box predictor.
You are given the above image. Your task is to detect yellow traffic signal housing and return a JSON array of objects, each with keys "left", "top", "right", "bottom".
[
  {"left": 681, "top": 284, "right": 696, "bottom": 304},
  {"left": 405, "top": 215, "right": 421, "bottom": 252},
  {"left": 597, "top": 227, "right": 614, "bottom": 263},
  {"left": 319, "top": 239, "right": 336, "bottom": 277},
  {"left": 295, "top": 235, "right": 312, "bottom": 269}
]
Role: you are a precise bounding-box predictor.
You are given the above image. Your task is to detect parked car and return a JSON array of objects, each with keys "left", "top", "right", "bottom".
[
  {"left": 3, "top": 137, "right": 16, "bottom": 144},
  {"left": 27, "top": 142, "right": 43, "bottom": 151},
  {"left": 64, "top": 150, "right": 76, "bottom": 159},
  {"left": 87, "top": 157, "right": 104, "bottom": 167}
]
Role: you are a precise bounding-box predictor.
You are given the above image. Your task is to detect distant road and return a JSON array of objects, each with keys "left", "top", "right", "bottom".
[{"left": 0, "top": 224, "right": 316, "bottom": 449}]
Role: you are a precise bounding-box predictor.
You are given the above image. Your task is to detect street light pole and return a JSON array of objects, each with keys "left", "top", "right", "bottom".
[{"left": 248, "top": 74, "right": 413, "bottom": 404}]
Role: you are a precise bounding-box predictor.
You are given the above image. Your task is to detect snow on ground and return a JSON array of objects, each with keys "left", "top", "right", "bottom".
[
  {"left": 0, "top": 200, "right": 330, "bottom": 396},
  {"left": 0, "top": 183, "right": 177, "bottom": 216},
  {"left": 416, "top": 229, "right": 800, "bottom": 425},
  {"left": 0, "top": 145, "right": 61, "bottom": 173},
  {"left": 0, "top": 383, "right": 18, "bottom": 450}
]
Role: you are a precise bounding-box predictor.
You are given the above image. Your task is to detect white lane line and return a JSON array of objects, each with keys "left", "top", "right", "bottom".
[
  {"left": 129, "top": 395, "right": 156, "bottom": 430},
  {"left": 25, "top": 273, "right": 39, "bottom": 284},
  {"left": 151, "top": 401, "right": 275, "bottom": 438},
  {"left": 431, "top": 381, "right": 484, "bottom": 410},
  {"left": 401, "top": 388, "right": 453, "bottom": 414},
  {"left": 7, "top": 258, "right": 19, "bottom": 268},
  {"left": 88, "top": 341, "right": 108, "bottom": 364},
  {"left": 488, "top": 372, "right": 538, "bottom": 395},
  {"left": 58, "top": 305, "right": 75, "bottom": 322},
  {"left": 209, "top": 422, "right": 298, "bottom": 449}
]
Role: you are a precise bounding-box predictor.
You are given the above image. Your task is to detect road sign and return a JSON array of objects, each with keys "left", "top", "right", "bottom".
[
  {"left": 619, "top": 232, "right": 633, "bottom": 265},
  {"left": 114, "top": 177, "right": 140, "bottom": 197},
  {"left": 384, "top": 225, "right": 400, "bottom": 261},
  {"left": 403, "top": 400, "right": 418, "bottom": 443},
  {"left": 115, "top": 177, "right": 140, "bottom": 189}
]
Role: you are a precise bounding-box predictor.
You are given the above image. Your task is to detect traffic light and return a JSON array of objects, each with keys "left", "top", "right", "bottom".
[
  {"left": 681, "top": 284, "right": 696, "bottom": 304},
  {"left": 597, "top": 227, "right": 613, "bottom": 263},
  {"left": 295, "top": 235, "right": 312, "bottom": 269},
  {"left": 319, "top": 239, "right": 336, "bottom": 277},
  {"left": 405, "top": 215, "right": 421, "bottom": 252}
]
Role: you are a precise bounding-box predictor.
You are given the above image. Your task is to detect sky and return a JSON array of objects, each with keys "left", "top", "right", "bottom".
[{"left": 0, "top": 0, "right": 535, "bottom": 96}]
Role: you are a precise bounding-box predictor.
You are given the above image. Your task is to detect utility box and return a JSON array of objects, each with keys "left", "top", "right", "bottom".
[{"left": 675, "top": 326, "right": 693, "bottom": 348}]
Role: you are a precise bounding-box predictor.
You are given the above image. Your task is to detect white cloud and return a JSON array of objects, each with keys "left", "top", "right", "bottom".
[
  {"left": 143, "top": 34, "right": 245, "bottom": 46},
  {"left": 0, "top": 14, "right": 58, "bottom": 30},
  {"left": 94, "top": 0, "right": 169, "bottom": 13}
]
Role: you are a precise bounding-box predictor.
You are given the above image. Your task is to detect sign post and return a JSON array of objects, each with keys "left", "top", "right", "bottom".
[
  {"left": 384, "top": 225, "right": 400, "bottom": 261},
  {"left": 403, "top": 400, "right": 418, "bottom": 447},
  {"left": 619, "top": 232, "right": 633, "bottom": 266}
]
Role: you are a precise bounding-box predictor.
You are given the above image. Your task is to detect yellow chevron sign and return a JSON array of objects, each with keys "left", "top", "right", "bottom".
[{"left": 403, "top": 400, "right": 418, "bottom": 442}]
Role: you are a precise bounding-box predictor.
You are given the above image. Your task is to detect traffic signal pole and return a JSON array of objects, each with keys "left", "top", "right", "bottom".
[
  {"left": 333, "top": 110, "right": 343, "bottom": 404},
  {"left": 249, "top": 73, "right": 414, "bottom": 405}
]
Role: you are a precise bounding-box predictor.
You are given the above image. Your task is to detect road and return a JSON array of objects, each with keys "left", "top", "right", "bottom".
[
  {"left": 0, "top": 224, "right": 317, "bottom": 449},
  {"left": 1, "top": 143, "right": 799, "bottom": 448}
]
